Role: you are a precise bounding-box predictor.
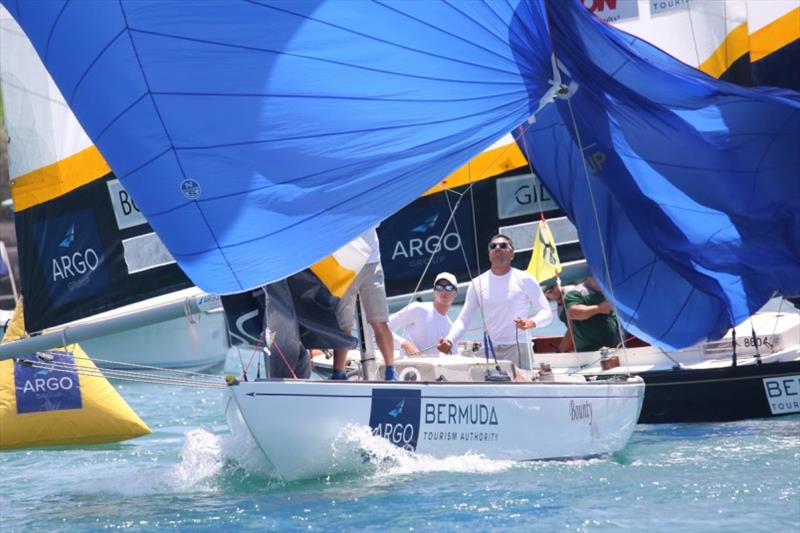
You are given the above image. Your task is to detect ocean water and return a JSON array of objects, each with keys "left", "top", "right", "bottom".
[{"left": 1, "top": 356, "right": 798, "bottom": 532}]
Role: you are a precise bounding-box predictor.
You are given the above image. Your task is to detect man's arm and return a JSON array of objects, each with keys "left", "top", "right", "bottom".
[
  {"left": 519, "top": 274, "right": 553, "bottom": 329},
  {"left": 389, "top": 304, "right": 420, "bottom": 354},
  {"left": 438, "top": 284, "right": 478, "bottom": 352},
  {"left": 565, "top": 296, "right": 612, "bottom": 321},
  {"left": 558, "top": 330, "right": 575, "bottom": 352}
]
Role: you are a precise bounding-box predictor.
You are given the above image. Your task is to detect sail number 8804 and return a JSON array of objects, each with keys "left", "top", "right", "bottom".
[{"left": 742, "top": 336, "right": 773, "bottom": 349}]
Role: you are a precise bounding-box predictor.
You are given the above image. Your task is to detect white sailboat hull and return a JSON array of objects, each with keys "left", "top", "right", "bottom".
[
  {"left": 225, "top": 377, "right": 645, "bottom": 481},
  {"left": 78, "top": 311, "right": 229, "bottom": 371},
  {"left": 49, "top": 289, "right": 231, "bottom": 371}
]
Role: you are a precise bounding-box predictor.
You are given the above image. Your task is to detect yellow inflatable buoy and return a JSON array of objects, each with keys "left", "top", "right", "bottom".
[{"left": 0, "top": 300, "right": 151, "bottom": 449}]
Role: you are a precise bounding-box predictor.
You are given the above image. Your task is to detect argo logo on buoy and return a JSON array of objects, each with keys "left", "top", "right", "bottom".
[{"left": 14, "top": 351, "right": 83, "bottom": 414}]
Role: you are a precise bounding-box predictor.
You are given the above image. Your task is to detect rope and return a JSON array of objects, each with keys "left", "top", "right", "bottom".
[
  {"left": 542, "top": 0, "right": 630, "bottom": 375},
  {"left": 271, "top": 339, "right": 298, "bottom": 379},
  {"left": 685, "top": 1, "right": 703, "bottom": 70},
  {"left": 20, "top": 357, "right": 226, "bottom": 389},
  {"left": 56, "top": 349, "right": 225, "bottom": 379},
  {"left": 404, "top": 187, "right": 468, "bottom": 307},
  {"left": 770, "top": 296, "right": 786, "bottom": 344}
]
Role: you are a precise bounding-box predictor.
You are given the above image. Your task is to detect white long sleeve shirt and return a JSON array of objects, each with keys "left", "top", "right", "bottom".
[
  {"left": 389, "top": 302, "right": 453, "bottom": 355},
  {"left": 446, "top": 268, "right": 552, "bottom": 345}
]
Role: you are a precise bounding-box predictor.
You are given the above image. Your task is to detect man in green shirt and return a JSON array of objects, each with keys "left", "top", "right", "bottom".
[{"left": 542, "top": 278, "right": 620, "bottom": 352}]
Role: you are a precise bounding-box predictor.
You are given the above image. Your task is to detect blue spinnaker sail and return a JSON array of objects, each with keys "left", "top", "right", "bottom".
[
  {"left": 1, "top": 0, "right": 532, "bottom": 293},
  {"left": 4, "top": 0, "right": 798, "bottom": 348},
  {"left": 516, "top": 1, "right": 800, "bottom": 347}
]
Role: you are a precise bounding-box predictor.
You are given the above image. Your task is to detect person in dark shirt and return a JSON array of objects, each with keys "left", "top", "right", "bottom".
[{"left": 542, "top": 277, "right": 620, "bottom": 352}]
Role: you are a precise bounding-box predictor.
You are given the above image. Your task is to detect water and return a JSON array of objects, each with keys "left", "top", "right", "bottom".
[
  {"left": 3, "top": 299, "right": 798, "bottom": 530},
  {"left": 2, "top": 358, "right": 798, "bottom": 531}
]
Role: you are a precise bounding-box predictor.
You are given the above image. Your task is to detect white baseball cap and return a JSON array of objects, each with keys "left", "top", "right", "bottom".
[{"left": 434, "top": 272, "right": 458, "bottom": 287}]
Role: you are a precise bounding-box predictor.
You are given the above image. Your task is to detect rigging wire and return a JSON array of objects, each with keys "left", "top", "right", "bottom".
[
  {"left": 517, "top": 128, "right": 573, "bottom": 367},
  {"left": 541, "top": 0, "right": 631, "bottom": 375},
  {"left": 685, "top": 1, "right": 703, "bottom": 71},
  {"left": 404, "top": 187, "right": 468, "bottom": 308},
  {"left": 400, "top": 124, "right": 538, "bottom": 360},
  {"left": 19, "top": 357, "right": 226, "bottom": 389},
  {"left": 49, "top": 348, "right": 224, "bottom": 379}
]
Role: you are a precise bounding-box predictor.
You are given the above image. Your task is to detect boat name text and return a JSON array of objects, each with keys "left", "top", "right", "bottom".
[{"left": 569, "top": 400, "right": 593, "bottom": 423}]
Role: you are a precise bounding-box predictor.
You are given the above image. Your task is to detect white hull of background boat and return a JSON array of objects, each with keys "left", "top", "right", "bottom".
[
  {"left": 533, "top": 312, "right": 800, "bottom": 422},
  {"left": 50, "top": 289, "right": 230, "bottom": 371},
  {"left": 78, "top": 312, "right": 229, "bottom": 371},
  {"left": 224, "top": 373, "right": 645, "bottom": 481}
]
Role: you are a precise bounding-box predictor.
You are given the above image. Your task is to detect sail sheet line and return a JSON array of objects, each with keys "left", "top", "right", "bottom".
[
  {"left": 371, "top": 0, "right": 514, "bottom": 62},
  {"left": 561, "top": 90, "right": 631, "bottom": 371},
  {"left": 41, "top": 0, "right": 67, "bottom": 61},
  {"left": 128, "top": 27, "right": 523, "bottom": 86},
  {"left": 119, "top": 147, "right": 170, "bottom": 180},
  {"left": 119, "top": 0, "right": 243, "bottom": 290},
  {"left": 169, "top": 98, "right": 530, "bottom": 151},
  {"left": 94, "top": 91, "right": 149, "bottom": 142},
  {"left": 138, "top": 100, "right": 530, "bottom": 218},
  {"left": 68, "top": 28, "right": 125, "bottom": 105},
  {"left": 149, "top": 90, "right": 524, "bottom": 104},
  {"left": 615, "top": 260, "right": 657, "bottom": 334},
  {"left": 247, "top": 0, "right": 520, "bottom": 73}
]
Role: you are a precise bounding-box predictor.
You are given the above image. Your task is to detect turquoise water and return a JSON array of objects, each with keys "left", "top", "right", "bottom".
[{"left": 1, "top": 357, "right": 798, "bottom": 531}]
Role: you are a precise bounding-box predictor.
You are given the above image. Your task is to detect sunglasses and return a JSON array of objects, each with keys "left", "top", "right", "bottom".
[
  {"left": 488, "top": 241, "right": 511, "bottom": 250},
  {"left": 433, "top": 284, "right": 457, "bottom": 292}
]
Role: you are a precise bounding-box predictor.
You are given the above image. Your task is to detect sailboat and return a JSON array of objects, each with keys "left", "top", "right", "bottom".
[
  {"left": 2, "top": 0, "right": 798, "bottom": 480},
  {"left": 0, "top": 8, "right": 229, "bottom": 370},
  {"left": 376, "top": 0, "right": 800, "bottom": 423}
]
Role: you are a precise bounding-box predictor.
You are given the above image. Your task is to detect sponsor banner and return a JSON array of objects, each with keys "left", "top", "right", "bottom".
[
  {"left": 17, "top": 174, "right": 193, "bottom": 331},
  {"left": 14, "top": 351, "right": 82, "bottom": 414},
  {"left": 496, "top": 173, "right": 558, "bottom": 220},
  {"left": 650, "top": 0, "right": 692, "bottom": 17},
  {"left": 106, "top": 179, "right": 147, "bottom": 230},
  {"left": 379, "top": 191, "right": 480, "bottom": 297},
  {"left": 369, "top": 388, "right": 422, "bottom": 450},
  {"left": 584, "top": 0, "right": 640, "bottom": 23},
  {"left": 32, "top": 209, "right": 110, "bottom": 308},
  {"left": 420, "top": 399, "right": 500, "bottom": 444},
  {"left": 763, "top": 375, "right": 800, "bottom": 415}
]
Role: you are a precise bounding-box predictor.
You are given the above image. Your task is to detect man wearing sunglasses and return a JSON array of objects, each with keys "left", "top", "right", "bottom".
[
  {"left": 437, "top": 234, "right": 552, "bottom": 369},
  {"left": 389, "top": 272, "right": 458, "bottom": 356}
]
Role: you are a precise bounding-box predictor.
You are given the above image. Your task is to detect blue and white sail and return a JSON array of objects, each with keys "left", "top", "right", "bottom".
[
  {"left": 4, "top": 0, "right": 798, "bottom": 348},
  {"left": 517, "top": 1, "right": 800, "bottom": 347}
]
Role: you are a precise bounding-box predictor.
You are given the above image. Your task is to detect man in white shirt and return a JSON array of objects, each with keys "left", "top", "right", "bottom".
[
  {"left": 437, "top": 234, "right": 552, "bottom": 369},
  {"left": 332, "top": 227, "right": 398, "bottom": 380},
  {"left": 390, "top": 272, "right": 458, "bottom": 356}
]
